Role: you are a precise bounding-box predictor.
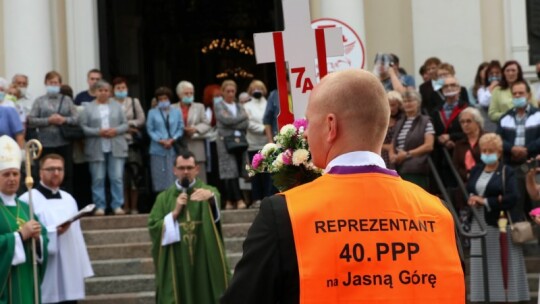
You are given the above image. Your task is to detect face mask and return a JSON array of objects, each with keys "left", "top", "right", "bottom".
[
  {"left": 213, "top": 96, "right": 223, "bottom": 105},
  {"left": 432, "top": 78, "right": 444, "bottom": 91},
  {"left": 19, "top": 87, "right": 27, "bottom": 96},
  {"left": 0, "top": 92, "right": 5, "bottom": 101},
  {"left": 252, "top": 91, "right": 263, "bottom": 99},
  {"left": 5, "top": 94, "right": 17, "bottom": 102},
  {"left": 182, "top": 96, "right": 194, "bottom": 104},
  {"left": 480, "top": 153, "right": 498, "bottom": 165},
  {"left": 512, "top": 97, "right": 527, "bottom": 109},
  {"left": 443, "top": 90, "right": 459, "bottom": 98},
  {"left": 114, "top": 90, "right": 128, "bottom": 99},
  {"left": 488, "top": 76, "right": 501, "bottom": 84},
  {"left": 158, "top": 100, "right": 170, "bottom": 109},
  {"left": 46, "top": 85, "right": 60, "bottom": 94}
]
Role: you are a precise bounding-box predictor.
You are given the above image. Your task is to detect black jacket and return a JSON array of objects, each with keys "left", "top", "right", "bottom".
[{"left": 466, "top": 163, "right": 521, "bottom": 226}]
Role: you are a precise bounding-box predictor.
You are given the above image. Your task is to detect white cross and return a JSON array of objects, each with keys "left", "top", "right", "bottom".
[{"left": 254, "top": 0, "right": 344, "bottom": 126}]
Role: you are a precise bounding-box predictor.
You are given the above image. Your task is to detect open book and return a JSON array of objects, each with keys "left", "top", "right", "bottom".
[{"left": 57, "top": 204, "right": 96, "bottom": 228}]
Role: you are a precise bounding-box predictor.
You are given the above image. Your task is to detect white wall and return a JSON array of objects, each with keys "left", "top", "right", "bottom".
[{"left": 411, "top": 0, "right": 484, "bottom": 88}]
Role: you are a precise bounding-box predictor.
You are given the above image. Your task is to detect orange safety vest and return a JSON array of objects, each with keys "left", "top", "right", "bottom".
[{"left": 285, "top": 171, "right": 465, "bottom": 304}]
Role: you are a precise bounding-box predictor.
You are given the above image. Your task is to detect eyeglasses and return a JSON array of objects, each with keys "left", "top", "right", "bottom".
[
  {"left": 41, "top": 167, "right": 64, "bottom": 173},
  {"left": 176, "top": 166, "right": 195, "bottom": 171}
]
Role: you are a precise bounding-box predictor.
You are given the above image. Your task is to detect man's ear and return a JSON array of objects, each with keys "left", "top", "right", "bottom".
[{"left": 326, "top": 113, "right": 337, "bottom": 144}]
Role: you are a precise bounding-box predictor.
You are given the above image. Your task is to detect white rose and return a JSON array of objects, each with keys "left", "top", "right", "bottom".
[
  {"left": 271, "top": 154, "right": 284, "bottom": 171},
  {"left": 292, "top": 149, "right": 309, "bottom": 165},
  {"left": 279, "top": 124, "right": 296, "bottom": 136},
  {"left": 261, "top": 143, "right": 278, "bottom": 157}
]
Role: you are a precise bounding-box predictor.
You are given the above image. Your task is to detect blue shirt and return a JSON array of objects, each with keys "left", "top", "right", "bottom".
[
  {"left": 74, "top": 90, "right": 94, "bottom": 106},
  {"left": 146, "top": 107, "right": 184, "bottom": 156},
  {"left": 0, "top": 106, "right": 23, "bottom": 138},
  {"left": 263, "top": 90, "right": 279, "bottom": 137}
]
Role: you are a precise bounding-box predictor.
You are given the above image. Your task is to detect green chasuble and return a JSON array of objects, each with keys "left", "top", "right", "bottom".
[
  {"left": 0, "top": 198, "right": 48, "bottom": 304},
  {"left": 148, "top": 180, "right": 231, "bottom": 304}
]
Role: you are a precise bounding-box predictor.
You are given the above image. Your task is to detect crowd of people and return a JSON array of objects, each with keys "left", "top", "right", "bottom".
[
  {"left": 377, "top": 54, "right": 540, "bottom": 303},
  {"left": 1, "top": 54, "right": 540, "bottom": 303}
]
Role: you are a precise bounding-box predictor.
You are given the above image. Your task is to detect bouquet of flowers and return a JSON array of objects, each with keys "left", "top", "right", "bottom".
[{"left": 247, "top": 118, "right": 323, "bottom": 191}]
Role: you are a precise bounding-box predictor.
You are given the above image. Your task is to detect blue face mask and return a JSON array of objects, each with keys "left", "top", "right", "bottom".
[
  {"left": 182, "top": 96, "right": 194, "bottom": 104},
  {"left": 512, "top": 97, "right": 527, "bottom": 109},
  {"left": 488, "top": 76, "right": 501, "bottom": 83},
  {"left": 158, "top": 100, "right": 170, "bottom": 109},
  {"left": 213, "top": 96, "right": 223, "bottom": 105},
  {"left": 115, "top": 90, "right": 128, "bottom": 99},
  {"left": 480, "top": 153, "right": 498, "bottom": 165},
  {"left": 432, "top": 78, "right": 444, "bottom": 91},
  {"left": 46, "top": 85, "right": 60, "bottom": 94},
  {"left": 0, "top": 92, "right": 5, "bottom": 100}
]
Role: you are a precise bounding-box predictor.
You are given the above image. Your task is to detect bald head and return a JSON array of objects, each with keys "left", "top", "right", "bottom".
[{"left": 305, "top": 69, "right": 389, "bottom": 167}]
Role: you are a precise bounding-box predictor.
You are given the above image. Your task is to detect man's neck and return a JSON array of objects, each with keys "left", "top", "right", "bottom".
[{"left": 40, "top": 181, "right": 60, "bottom": 193}]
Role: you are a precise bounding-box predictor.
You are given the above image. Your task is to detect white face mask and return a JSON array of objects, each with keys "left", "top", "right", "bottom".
[
  {"left": 19, "top": 87, "right": 27, "bottom": 96},
  {"left": 443, "top": 90, "right": 459, "bottom": 98}
]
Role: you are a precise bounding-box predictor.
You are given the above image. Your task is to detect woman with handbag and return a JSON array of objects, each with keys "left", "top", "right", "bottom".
[
  {"left": 113, "top": 77, "right": 146, "bottom": 214},
  {"left": 146, "top": 87, "right": 184, "bottom": 193},
  {"left": 466, "top": 133, "right": 530, "bottom": 303},
  {"left": 27, "top": 71, "right": 78, "bottom": 192},
  {"left": 80, "top": 80, "right": 129, "bottom": 216},
  {"left": 215, "top": 80, "right": 248, "bottom": 210}
]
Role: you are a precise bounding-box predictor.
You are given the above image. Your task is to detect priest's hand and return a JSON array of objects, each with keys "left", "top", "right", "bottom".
[
  {"left": 19, "top": 220, "right": 41, "bottom": 241},
  {"left": 190, "top": 189, "right": 214, "bottom": 202},
  {"left": 173, "top": 192, "right": 188, "bottom": 220},
  {"left": 57, "top": 222, "right": 71, "bottom": 235}
]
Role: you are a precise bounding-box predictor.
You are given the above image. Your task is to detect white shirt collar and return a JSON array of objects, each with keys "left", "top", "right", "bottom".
[
  {"left": 0, "top": 192, "right": 17, "bottom": 206},
  {"left": 40, "top": 181, "right": 60, "bottom": 194},
  {"left": 175, "top": 179, "right": 197, "bottom": 191},
  {"left": 325, "top": 151, "right": 386, "bottom": 173}
]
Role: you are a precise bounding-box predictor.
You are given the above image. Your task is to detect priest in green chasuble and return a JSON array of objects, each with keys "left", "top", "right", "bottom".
[
  {"left": 148, "top": 150, "right": 230, "bottom": 304},
  {"left": 0, "top": 135, "right": 48, "bottom": 303}
]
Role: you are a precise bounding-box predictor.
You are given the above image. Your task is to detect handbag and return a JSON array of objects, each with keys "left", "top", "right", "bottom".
[
  {"left": 501, "top": 165, "right": 535, "bottom": 244},
  {"left": 223, "top": 134, "right": 248, "bottom": 154},
  {"left": 57, "top": 95, "right": 85, "bottom": 140},
  {"left": 506, "top": 212, "right": 535, "bottom": 244}
]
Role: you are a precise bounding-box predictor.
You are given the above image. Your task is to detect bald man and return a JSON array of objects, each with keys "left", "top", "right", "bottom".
[{"left": 221, "top": 70, "right": 465, "bottom": 304}]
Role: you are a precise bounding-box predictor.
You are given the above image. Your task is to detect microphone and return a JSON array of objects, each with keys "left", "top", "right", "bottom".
[{"left": 181, "top": 177, "right": 190, "bottom": 194}]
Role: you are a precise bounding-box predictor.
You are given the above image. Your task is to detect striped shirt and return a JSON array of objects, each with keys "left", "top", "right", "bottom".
[
  {"left": 396, "top": 117, "right": 435, "bottom": 150},
  {"left": 514, "top": 112, "right": 527, "bottom": 146}
]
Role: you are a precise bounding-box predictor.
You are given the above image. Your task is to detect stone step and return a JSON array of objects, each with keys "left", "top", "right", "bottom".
[
  {"left": 530, "top": 274, "right": 539, "bottom": 292},
  {"left": 221, "top": 209, "right": 258, "bottom": 224},
  {"left": 227, "top": 252, "right": 242, "bottom": 269},
  {"left": 88, "top": 243, "right": 152, "bottom": 260},
  {"left": 526, "top": 256, "right": 540, "bottom": 273},
  {"left": 222, "top": 223, "right": 252, "bottom": 238},
  {"left": 82, "top": 214, "right": 149, "bottom": 230},
  {"left": 224, "top": 237, "right": 244, "bottom": 253},
  {"left": 86, "top": 274, "right": 154, "bottom": 295},
  {"left": 84, "top": 228, "right": 150, "bottom": 246},
  {"left": 92, "top": 258, "right": 154, "bottom": 277},
  {"left": 80, "top": 292, "right": 155, "bottom": 304}
]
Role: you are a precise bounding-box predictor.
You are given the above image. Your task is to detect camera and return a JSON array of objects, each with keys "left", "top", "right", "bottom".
[{"left": 520, "top": 158, "right": 538, "bottom": 174}]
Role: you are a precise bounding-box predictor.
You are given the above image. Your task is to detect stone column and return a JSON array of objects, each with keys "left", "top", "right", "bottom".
[
  {"left": 3, "top": 0, "right": 54, "bottom": 98},
  {"left": 65, "top": 0, "right": 100, "bottom": 94}
]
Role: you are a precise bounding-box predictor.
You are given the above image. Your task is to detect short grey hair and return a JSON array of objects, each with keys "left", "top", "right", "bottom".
[
  {"left": 459, "top": 107, "right": 484, "bottom": 130},
  {"left": 11, "top": 74, "right": 28, "bottom": 83},
  {"left": 402, "top": 89, "right": 422, "bottom": 106},
  {"left": 92, "top": 80, "right": 111, "bottom": 91},
  {"left": 176, "top": 81, "right": 194, "bottom": 97}
]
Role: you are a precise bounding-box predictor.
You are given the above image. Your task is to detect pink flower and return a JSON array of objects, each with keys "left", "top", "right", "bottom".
[
  {"left": 281, "top": 149, "right": 293, "bottom": 165},
  {"left": 293, "top": 119, "right": 308, "bottom": 131},
  {"left": 251, "top": 153, "right": 264, "bottom": 169}
]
